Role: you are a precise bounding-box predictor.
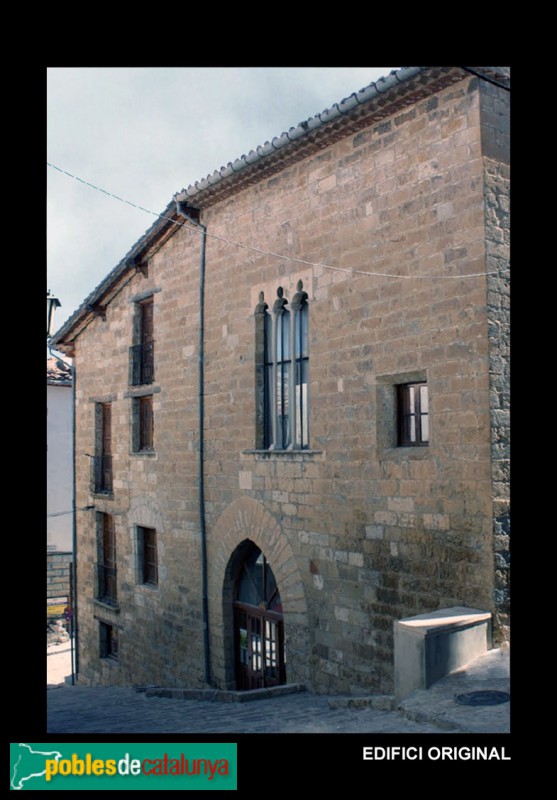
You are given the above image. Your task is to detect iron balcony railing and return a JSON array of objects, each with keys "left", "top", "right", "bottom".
[
  {"left": 130, "top": 341, "right": 155, "bottom": 386},
  {"left": 95, "top": 564, "right": 118, "bottom": 606},
  {"left": 92, "top": 455, "right": 113, "bottom": 494}
]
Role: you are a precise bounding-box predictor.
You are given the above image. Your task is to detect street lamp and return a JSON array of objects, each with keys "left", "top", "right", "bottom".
[{"left": 47, "top": 291, "right": 61, "bottom": 338}]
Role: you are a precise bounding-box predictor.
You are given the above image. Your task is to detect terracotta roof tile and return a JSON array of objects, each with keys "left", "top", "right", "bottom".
[{"left": 47, "top": 356, "right": 72, "bottom": 385}]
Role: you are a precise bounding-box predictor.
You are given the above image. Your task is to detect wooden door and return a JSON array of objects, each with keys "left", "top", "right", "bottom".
[
  {"left": 234, "top": 603, "right": 285, "bottom": 690},
  {"left": 233, "top": 547, "right": 285, "bottom": 690}
]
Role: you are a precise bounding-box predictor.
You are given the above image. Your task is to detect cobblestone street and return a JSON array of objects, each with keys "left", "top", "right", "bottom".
[{"left": 47, "top": 643, "right": 509, "bottom": 735}]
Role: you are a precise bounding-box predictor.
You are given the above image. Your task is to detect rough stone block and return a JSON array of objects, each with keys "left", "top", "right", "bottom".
[{"left": 394, "top": 606, "right": 492, "bottom": 702}]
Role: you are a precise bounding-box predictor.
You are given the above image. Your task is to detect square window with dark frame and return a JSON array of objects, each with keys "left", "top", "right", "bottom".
[
  {"left": 397, "top": 382, "right": 429, "bottom": 446},
  {"left": 138, "top": 526, "right": 158, "bottom": 585},
  {"left": 99, "top": 621, "right": 118, "bottom": 660}
]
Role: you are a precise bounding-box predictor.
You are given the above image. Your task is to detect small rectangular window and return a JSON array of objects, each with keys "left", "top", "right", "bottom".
[
  {"left": 397, "top": 383, "right": 429, "bottom": 446},
  {"left": 99, "top": 621, "right": 118, "bottom": 660},
  {"left": 138, "top": 526, "right": 158, "bottom": 585}
]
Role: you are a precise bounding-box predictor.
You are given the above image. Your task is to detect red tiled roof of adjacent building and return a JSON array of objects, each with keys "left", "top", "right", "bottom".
[{"left": 47, "top": 356, "right": 72, "bottom": 385}]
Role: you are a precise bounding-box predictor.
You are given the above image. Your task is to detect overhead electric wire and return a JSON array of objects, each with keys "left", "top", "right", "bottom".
[
  {"left": 459, "top": 67, "right": 511, "bottom": 92},
  {"left": 47, "top": 162, "right": 506, "bottom": 281}
]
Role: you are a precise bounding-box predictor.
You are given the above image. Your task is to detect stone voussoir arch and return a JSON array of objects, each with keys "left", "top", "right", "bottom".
[
  {"left": 128, "top": 501, "right": 164, "bottom": 532},
  {"left": 208, "top": 495, "right": 310, "bottom": 688},
  {"left": 127, "top": 499, "right": 166, "bottom": 581}
]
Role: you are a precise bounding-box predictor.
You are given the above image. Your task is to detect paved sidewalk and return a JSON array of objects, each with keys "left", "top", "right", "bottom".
[{"left": 47, "top": 646, "right": 509, "bottom": 735}]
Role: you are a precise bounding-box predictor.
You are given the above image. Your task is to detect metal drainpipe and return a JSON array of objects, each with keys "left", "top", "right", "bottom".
[
  {"left": 70, "top": 360, "right": 78, "bottom": 683},
  {"left": 176, "top": 203, "right": 211, "bottom": 686},
  {"left": 198, "top": 222, "right": 211, "bottom": 687}
]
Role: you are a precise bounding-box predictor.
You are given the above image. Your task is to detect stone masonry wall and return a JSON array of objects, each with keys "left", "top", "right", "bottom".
[
  {"left": 73, "top": 237, "right": 203, "bottom": 687},
  {"left": 73, "top": 74, "right": 500, "bottom": 694},
  {"left": 480, "top": 76, "right": 510, "bottom": 643},
  {"left": 200, "top": 76, "right": 494, "bottom": 694},
  {"left": 485, "top": 162, "right": 510, "bottom": 644}
]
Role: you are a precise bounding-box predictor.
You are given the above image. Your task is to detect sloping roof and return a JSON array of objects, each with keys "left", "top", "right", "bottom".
[
  {"left": 47, "top": 356, "right": 72, "bottom": 386},
  {"left": 50, "top": 66, "right": 509, "bottom": 354},
  {"left": 174, "top": 66, "right": 509, "bottom": 209}
]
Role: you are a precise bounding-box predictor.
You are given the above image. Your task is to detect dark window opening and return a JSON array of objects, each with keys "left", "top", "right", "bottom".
[
  {"left": 99, "top": 621, "right": 118, "bottom": 660},
  {"left": 138, "top": 526, "right": 158, "bottom": 585}
]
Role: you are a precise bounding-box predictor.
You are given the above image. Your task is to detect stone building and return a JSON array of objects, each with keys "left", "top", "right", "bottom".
[{"left": 51, "top": 66, "right": 510, "bottom": 695}]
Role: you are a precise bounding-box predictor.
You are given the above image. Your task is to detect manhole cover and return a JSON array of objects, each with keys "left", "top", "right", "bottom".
[{"left": 454, "top": 690, "right": 510, "bottom": 706}]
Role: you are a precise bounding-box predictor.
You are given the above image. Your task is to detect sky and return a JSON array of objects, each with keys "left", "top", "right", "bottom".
[{"left": 47, "top": 66, "right": 399, "bottom": 335}]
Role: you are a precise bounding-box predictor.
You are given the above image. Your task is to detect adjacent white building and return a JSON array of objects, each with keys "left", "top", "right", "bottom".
[{"left": 47, "top": 356, "right": 73, "bottom": 612}]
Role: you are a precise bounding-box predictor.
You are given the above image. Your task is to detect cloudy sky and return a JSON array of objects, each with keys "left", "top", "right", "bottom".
[{"left": 47, "top": 66, "right": 398, "bottom": 334}]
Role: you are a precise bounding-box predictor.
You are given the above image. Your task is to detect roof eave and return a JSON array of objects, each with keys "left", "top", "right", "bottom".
[
  {"left": 173, "top": 66, "right": 468, "bottom": 210},
  {"left": 50, "top": 201, "right": 179, "bottom": 352}
]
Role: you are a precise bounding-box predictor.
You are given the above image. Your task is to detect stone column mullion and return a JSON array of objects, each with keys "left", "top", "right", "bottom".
[
  {"left": 271, "top": 287, "right": 288, "bottom": 450},
  {"left": 271, "top": 312, "right": 279, "bottom": 449},
  {"left": 288, "top": 307, "right": 297, "bottom": 450},
  {"left": 290, "top": 280, "right": 308, "bottom": 450}
]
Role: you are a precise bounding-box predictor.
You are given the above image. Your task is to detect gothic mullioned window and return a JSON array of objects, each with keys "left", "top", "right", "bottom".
[{"left": 255, "top": 281, "right": 309, "bottom": 450}]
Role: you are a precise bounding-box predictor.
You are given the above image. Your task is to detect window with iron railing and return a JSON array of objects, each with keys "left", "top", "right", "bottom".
[
  {"left": 130, "top": 341, "right": 155, "bottom": 385},
  {"left": 96, "top": 513, "right": 117, "bottom": 606},
  {"left": 95, "top": 563, "right": 118, "bottom": 606},
  {"left": 93, "top": 454, "right": 113, "bottom": 494}
]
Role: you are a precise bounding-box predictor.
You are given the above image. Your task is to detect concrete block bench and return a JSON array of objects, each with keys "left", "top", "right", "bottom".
[{"left": 394, "top": 606, "right": 492, "bottom": 702}]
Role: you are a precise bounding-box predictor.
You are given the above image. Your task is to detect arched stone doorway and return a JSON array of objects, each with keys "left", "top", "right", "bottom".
[
  {"left": 233, "top": 542, "right": 286, "bottom": 690},
  {"left": 208, "top": 496, "right": 310, "bottom": 691}
]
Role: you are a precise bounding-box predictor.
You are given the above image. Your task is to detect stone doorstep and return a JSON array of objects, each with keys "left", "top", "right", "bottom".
[
  {"left": 143, "top": 683, "right": 307, "bottom": 703},
  {"left": 141, "top": 683, "right": 396, "bottom": 711}
]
